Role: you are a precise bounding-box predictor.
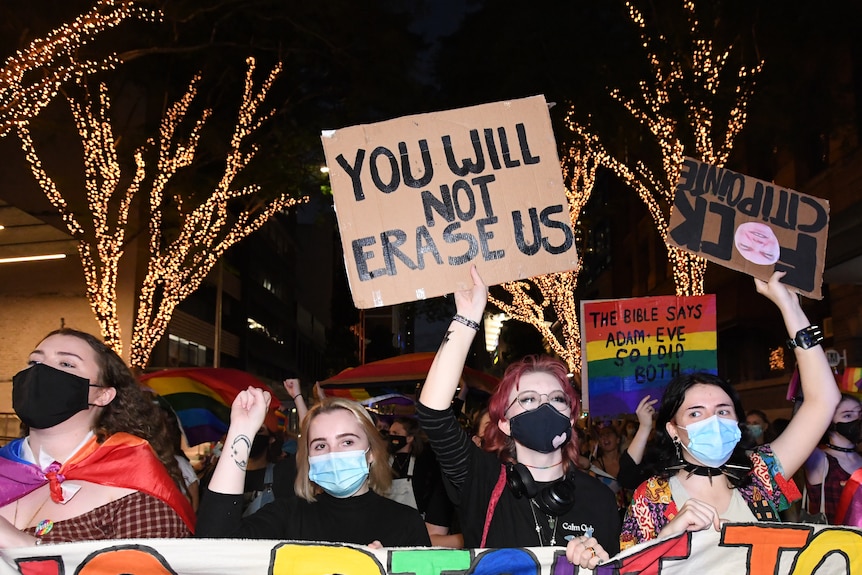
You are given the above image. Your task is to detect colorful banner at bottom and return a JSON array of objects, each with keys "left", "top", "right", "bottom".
[{"left": 2, "top": 522, "right": 861, "bottom": 575}]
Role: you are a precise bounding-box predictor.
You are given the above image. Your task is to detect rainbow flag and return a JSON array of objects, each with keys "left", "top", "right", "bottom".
[
  {"left": 140, "top": 368, "right": 278, "bottom": 446},
  {"left": 787, "top": 366, "right": 862, "bottom": 401},
  {"left": 839, "top": 367, "right": 862, "bottom": 395},
  {"left": 581, "top": 294, "right": 717, "bottom": 418}
]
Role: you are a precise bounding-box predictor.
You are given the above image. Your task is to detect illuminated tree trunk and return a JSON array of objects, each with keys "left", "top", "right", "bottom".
[
  {"left": 128, "top": 58, "right": 304, "bottom": 369},
  {"left": 668, "top": 246, "right": 708, "bottom": 297},
  {"left": 566, "top": 0, "right": 762, "bottom": 297},
  {"left": 488, "top": 147, "right": 602, "bottom": 373},
  {"left": 16, "top": 58, "right": 304, "bottom": 364}
]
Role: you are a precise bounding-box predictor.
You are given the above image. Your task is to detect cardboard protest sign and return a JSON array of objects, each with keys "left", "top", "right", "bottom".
[
  {"left": 668, "top": 157, "right": 830, "bottom": 299},
  {"left": 580, "top": 294, "right": 717, "bottom": 417},
  {"left": 321, "top": 95, "right": 578, "bottom": 308},
  {"left": 4, "top": 524, "right": 861, "bottom": 575}
]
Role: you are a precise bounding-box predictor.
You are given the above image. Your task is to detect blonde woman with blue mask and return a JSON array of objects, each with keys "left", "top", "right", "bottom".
[{"left": 197, "top": 390, "right": 431, "bottom": 547}]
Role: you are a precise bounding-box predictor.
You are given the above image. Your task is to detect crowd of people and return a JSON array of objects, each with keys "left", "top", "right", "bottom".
[{"left": 1, "top": 269, "right": 860, "bottom": 569}]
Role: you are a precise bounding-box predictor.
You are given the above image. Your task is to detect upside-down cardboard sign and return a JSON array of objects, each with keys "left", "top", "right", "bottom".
[
  {"left": 667, "top": 157, "right": 830, "bottom": 299},
  {"left": 321, "top": 95, "right": 578, "bottom": 308}
]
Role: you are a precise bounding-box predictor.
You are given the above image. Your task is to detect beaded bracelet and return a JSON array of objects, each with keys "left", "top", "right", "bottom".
[{"left": 452, "top": 314, "right": 480, "bottom": 331}]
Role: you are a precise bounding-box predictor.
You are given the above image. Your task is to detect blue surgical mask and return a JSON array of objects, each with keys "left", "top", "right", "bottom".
[
  {"left": 308, "top": 449, "right": 370, "bottom": 498},
  {"left": 747, "top": 424, "right": 763, "bottom": 439},
  {"left": 678, "top": 414, "right": 742, "bottom": 467}
]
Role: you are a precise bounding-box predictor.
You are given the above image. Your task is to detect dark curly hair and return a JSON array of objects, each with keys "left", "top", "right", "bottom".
[
  {"left": 39, "top": 329, "right": 188, "bottom": 495},
  {"left": 645, "top": 372, "right": 753, "bottom": 488}
]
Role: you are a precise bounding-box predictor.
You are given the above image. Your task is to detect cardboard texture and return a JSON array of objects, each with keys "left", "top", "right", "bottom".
[
  {"left": 321, "top": 95, "right": 578, "bottom": 308},
  {"left": 580, "top": 294, "right": 717, "bottom": 417},
  {"left": 667, "top": 157, "right": 830, "bottom": 299}
]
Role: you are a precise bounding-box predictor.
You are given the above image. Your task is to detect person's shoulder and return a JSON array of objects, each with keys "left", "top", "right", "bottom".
[
  {"left": 628, "top": 474, "right": 669, "bottom": 504},
  {"left": 572, "top": 468, "right": 614, "bottom": 490},
  {"left": 368, "top": 491, "right": 424, "bottom": 516}
]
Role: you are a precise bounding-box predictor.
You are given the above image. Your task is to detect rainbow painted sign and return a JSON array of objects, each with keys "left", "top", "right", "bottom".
[
  {"left": 580, "top": 295, "right": 717, "bottom": 417},
  {"left": 3, "top": 524, "right": 861, "bottom": 575}
]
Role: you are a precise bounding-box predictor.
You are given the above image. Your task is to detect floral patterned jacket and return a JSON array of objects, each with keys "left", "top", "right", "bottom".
[{"left": 620, "top": 445, "right": 801, "bottom": 550}]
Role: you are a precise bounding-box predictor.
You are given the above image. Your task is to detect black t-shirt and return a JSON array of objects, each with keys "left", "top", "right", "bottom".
[
  {"left": 272, "top": 456, "right": 298, "bottom": 500},
  {"left": 617, "top": 450, "right": 649, "bottom": 491},
  {"left": 417, "top": 402, "right": 620, "bottom": 553},
  {"left": 197, "top": 489, "right": 432, "bottom": 547},
  {"left": 390, "top": 450, "right": 455, "bottom": 527}
]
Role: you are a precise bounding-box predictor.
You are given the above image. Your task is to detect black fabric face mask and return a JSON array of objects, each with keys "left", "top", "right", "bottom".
[
  {"left": 388, "top": 435, "right": 407, "bottom": 454},
  {"left": 834, "top": 419, "right": 862, "bottom": 444},
  {"left": 12, "top": 363, "right": 98, "bottom": 429},
  {"left": 508, "top": 403, "right": 573, "bottom": 454}
]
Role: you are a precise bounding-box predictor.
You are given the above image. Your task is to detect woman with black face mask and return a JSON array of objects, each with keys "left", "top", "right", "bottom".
[
  {"left": 386, "top": 417, "right": 459, "bottom": 547},
  {"left": 417, "top": 267, "right": 619, "bottom": 570},
  {"left": 0, "top": 329, "right": 195, "bottom": 547},
  {"left": 803, "top": 394, "right": 862, "bottom": 524}
]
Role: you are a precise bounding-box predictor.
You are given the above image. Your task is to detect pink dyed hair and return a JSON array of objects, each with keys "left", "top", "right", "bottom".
[{"left": 482, "top": 355, "right": 581, "bottom": 471}]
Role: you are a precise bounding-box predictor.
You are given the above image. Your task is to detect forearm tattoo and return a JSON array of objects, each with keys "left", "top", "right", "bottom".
[
  {"left": 231, "top": 435, "right": 251, "bottom": 470},
  {"left": 440, "top": 329, "right": 452, "bottom": 349}
]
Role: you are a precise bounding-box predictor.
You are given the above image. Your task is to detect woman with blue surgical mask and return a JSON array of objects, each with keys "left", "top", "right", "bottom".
[
  {"left": 197, "top": 391, "right": 431, "bottom": 547},
  {"left": 745, "top": 410, "right": 774, "bottom": 447},
  {"left": 620, "top": 271, "right": 840, "bottom": 549}
]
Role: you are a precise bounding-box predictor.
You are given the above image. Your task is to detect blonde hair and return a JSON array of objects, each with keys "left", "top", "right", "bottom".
[{"left": 294, "top": 398, "right": 392, "bottom": 502}]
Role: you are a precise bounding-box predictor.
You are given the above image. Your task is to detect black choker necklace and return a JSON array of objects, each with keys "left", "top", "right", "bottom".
[
  {"left": 666, "top": 461, "right": 749, "bottom": 485},
  {"left": 826, "top": 443, "right": 857, "bottom": 453}
]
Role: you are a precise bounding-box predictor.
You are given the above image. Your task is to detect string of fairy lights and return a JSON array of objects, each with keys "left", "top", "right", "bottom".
[
  {"left": 8, "top": 0, "right": 762, "bottom": 369},
  {"left": 129, "top": 58, "right": 305, "bottom": 369},
  {"left": 565, "top": 0, "right": 762, "bottom": 297},
  {"left": 488, "top": 145, "right": 607, "bottom": 373},
  {"left": 0, "top": 0, "right": 161, "bottom": 138},
  {"left": 14, "top": 45, "right": 305, "bottom": 364},
  {"left": 490, "top": 0, "right": 762, "bottom": 371}
]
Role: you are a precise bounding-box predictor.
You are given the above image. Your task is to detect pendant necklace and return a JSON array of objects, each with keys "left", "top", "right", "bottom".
[
  {"left": 13, "top": 495, "right": 54, "bottom": 536},
  {"left": 528, "top": 500, "right": 558, "bottom": 546}
]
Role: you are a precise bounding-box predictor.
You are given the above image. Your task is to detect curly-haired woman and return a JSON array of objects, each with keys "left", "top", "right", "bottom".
[
  {"left": 0, "top": 329, "right": 195, "bottom": 547},
  {"left": 620, "top": 272, "right": 840, "bottom": 548}
]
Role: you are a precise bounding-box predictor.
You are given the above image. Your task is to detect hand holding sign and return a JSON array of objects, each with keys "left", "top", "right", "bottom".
[
  {"left": 454, "top": 265, "right": 488, "bottom": 326},
  {"left": 657, "top": 498, "right": 722, "bottom": 540},
  {"left": 321, "top": 96, "right": 578, "bottom": 308},
  {"left": 668, "top": 157, "right": 829, "bottom": 299}
]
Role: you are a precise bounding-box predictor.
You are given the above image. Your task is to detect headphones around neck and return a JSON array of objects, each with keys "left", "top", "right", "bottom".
[{"left": 506, "top": 462, "right": 576, "bottom": 516}]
